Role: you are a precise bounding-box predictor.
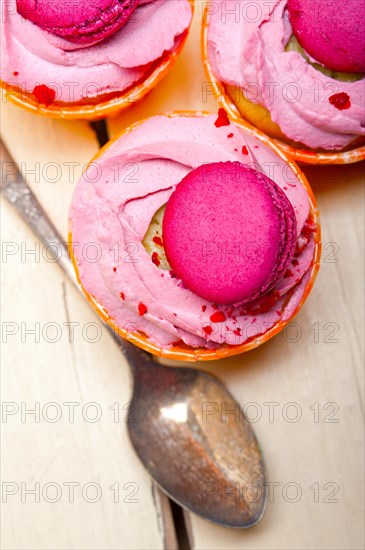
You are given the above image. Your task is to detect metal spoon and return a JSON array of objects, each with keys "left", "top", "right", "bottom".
[{"left": 1, "top": 141, "right": 267, "bottom": 529}]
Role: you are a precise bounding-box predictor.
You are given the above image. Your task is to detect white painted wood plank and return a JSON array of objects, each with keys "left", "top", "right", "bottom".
[
  {"left": 0, "top": 100, "right": 98, "bottom": 239},
  {"left": 1, "top": 101, "right": 168, "bottom": 549}
]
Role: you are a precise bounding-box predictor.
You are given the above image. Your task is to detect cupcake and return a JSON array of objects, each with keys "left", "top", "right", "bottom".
[
  {"left": 203, "top": 0, "right": 365, "bottom": 163},
  {"left": 69, "top": 111, "right": 320, "bottom": 361},
  {"left": 1, "top": 0, "right": 192, "bottom": 118}
]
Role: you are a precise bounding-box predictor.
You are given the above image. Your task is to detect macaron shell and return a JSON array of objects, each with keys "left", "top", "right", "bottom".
[
  {"left": 16, "top": 0, "right": 140, "bottom": 44},
  {"left": 288, "top": 0, "right": 365, "bottom": 73},
  {"left": 162, "top": 162, "right": 297, "bottom": 305}
]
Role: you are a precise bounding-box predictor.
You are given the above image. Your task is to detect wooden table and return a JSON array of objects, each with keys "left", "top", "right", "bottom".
[{"left": 1, "top": 3, "right": 364, "bottom": 548}]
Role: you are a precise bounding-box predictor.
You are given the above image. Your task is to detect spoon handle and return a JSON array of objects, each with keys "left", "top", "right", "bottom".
[
  {"left": 1, "top": 140, "right": 78, "bottom": 285},
  {"left": 0, "top": 140, "right": 149, "bottom": 363}
]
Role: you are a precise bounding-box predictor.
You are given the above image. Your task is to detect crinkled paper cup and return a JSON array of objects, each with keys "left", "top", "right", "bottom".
[{"left": 69, "top": 111, "right": 321, "bottom": 362}]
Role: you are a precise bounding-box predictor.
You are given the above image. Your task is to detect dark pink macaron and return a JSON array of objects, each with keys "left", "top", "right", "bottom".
[
  {"left": 16, "top": 0, "right": 140, "bottom": 45},
  {"left": 162, "top": 162, "right": 297, "bottom": 306},
  {"left": 287, "top": 0, "right": 365, "bottom": 73}
]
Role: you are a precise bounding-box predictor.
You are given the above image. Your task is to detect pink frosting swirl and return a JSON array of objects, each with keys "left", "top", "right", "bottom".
[{"left": 70, "top": 114, "right": 317, "bottom": 350}]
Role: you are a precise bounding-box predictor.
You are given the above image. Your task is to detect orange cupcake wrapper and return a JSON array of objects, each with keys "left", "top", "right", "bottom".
[
  {"left": 201, "top": 5, "right": 365, "bottom": 166},
  {"left": 69, "top": 111, "right": 321, "bottom": 362},
  {"left": 0, "top": 0, "right": 194, "bottom": 120}
]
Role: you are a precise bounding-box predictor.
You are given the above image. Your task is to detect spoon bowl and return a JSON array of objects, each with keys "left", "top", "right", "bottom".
[{"left": 125, "top": 345, "right": 267, "bottom": 528}]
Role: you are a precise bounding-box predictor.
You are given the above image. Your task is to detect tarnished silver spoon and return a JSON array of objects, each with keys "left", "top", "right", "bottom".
[{"left": 1, "top": 141, "right": 267, "bottom": 528}]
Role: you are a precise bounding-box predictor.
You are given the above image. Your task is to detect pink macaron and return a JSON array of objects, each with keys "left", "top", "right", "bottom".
[
  {"left": 162, "top": 162, "right": 297, "bottom": 306},
  {"left": 16, "top": 0, "right": 140, "bottom": 45},
  {"left": 287, "top": 0, "right": 365, "bottom": 73}
]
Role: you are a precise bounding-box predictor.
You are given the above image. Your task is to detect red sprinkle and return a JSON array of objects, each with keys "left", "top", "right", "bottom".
[
  {"left": 227, "top": 133, "right": 234, "bottom": 138},
  {"left": 210, "top": 311, "right": 226, "bottom": 323},
  {"left": 113, "top": 267, "right": 117, "bottom": 272},
  {"left": 203, "top": 326, "right": 213, "bottom": 335},
  {"left": 13, "top": 71, "right": 19, "bottom": 76},
  {"left": 245, "top": 291, "right": 280, "bottom": 315},
  {"left": 329, "top": 92, "right": 351, "bottom": 110},
  {"left": 292, "top": 259, "right": 299, "bottom": 266},
  {"left": 120, "top": 292, "right": 125, "bottom": 300},
  {"left": 214, "top": 108, "right": 230, "bottom": 128},
  {"left": 233, "top": 328, "right": 241, "bottom": 336},
  {"left": 302, "top": 219, "right": 317, "bottom": 239},
  {"left": 295, "top": 237, "right": 309, "bottom": 255},
  {"left": 33, "top": 84, "right": 56, "bottom": 106},
  {"left": 242, "top": 146, "right": 249, "bottom": 155},
  {"left": 138, "top": 302, "right": 147, "bottom": 316},
  {"left": 283, "top": 269, "right": 293, "bottom": 279},
  {"left": 202, "top": 305, "right": 207, "bottom": 312},
  {"left": 151, "top": 252, "right": 160, "bottom": 266},
  {"left": 153, "top": 236, "right": 163, "bottom": 246}
]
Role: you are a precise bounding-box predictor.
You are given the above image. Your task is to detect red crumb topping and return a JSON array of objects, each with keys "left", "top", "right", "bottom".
[
  {"left": 151, "top": 252, "right": 160, "bottom": 266},
  {"left": 244, "top": 291, "right": 280, "bottom": 315},
  {"left": 329, "top": 92, "right": 351, "bottom": 110},
  {"left": 153, "top": 236, "right": 163, "bottom": 246},
  {"left": 212, "top": 303, "right": 218, "bottom": 310},
  {"left": 242, "top": 146, "right": 249, "bottom": 155},
  {"left": 113, "top": 267, "right": 117, "bottom": 272},
  {"left": 210, "top": 311, "right": 226, "bottom": 323},
  {"left": 13, "top": 71, "right": 19, "bottom": 76},
  {"left": 292, "top": 259, "right": 299, "bottom": 266},
  {"left": 283, "top": 269, "right": 293, "bottom": 279},
  {"left": 233, "top": 328, "right": 241, "bottom": 336},
  {"left": 120, "top": 292, "right": 125, "bottom": 300},
  {"left": 33, "top": 84, "right": 56, "bottom": 106},
  {"left": 302, "top": 219, "right": 317, "bottom": 239},
  {"left": 138, "top": 302, "right": 147, "bottom": 316},
  {"left": 171, "top": 339, "right": 183, "bottom": 346},
  {"left": 227, "top": 133, "right": 234, "bottom": 138},
  {"left": 202, "top": 305, "right": 207, "bottom": 312},
  {"left": 214, "top": 108, "right": 230, "bottom": 127},
  {"left": 295, "top": 238, "right": 308, "bottom": 255},
  {"left": 203, "top": 325, "right": 213, "bottom": 335}
]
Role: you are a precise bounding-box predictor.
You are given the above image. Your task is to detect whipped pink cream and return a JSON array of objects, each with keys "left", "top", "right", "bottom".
[
  {"left": 70, "top": 114, "right": 317, "bottom": 350},
  {"left": 207, "top": 0, "right": 365, "bottom": 150},
  {"left": 1, "top": 0, "right": 192, "bottom": 103}
]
